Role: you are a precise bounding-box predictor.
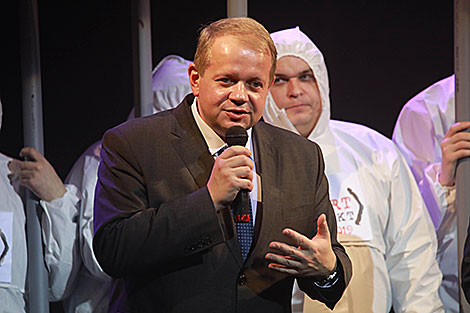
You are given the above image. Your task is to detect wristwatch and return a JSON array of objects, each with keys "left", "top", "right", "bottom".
[{"left": 314, "top": 264, "right": 338, "bottom": 288}]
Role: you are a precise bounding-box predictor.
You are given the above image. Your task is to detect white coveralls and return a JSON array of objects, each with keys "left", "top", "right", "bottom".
[
  {"left": 393, "top": 75, "right": 457, "bottom": 313},
  {"left": 0, "top": 102, "right": 81, "bottom": 312},
  {"left": 264, "top": 27, "right": 444, "bottom": 313}
]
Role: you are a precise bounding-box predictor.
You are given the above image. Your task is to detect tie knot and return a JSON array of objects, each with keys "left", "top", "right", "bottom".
[{"left": 213, "top": 144, "right": 228, "bottom": 158}]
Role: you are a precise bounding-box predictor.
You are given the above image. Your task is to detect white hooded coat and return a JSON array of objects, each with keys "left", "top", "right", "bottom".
[
  {"left": 393, "top": 75, "right": 457, "bottom": 313},
  {"left": 41, "top": 55, "right": 192, "bottom": 313},
  {"left": 0, "top": 101, "right": 29, "bottom": 312},
  {"left": 0, "top": 102, "right": 82, "bottom": 312},
  {"left": 264, "top": 27, "right": 443, "bottom": 313}
]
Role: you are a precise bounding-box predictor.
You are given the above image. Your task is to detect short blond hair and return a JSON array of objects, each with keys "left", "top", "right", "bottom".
[{"left": 194, "top": 17, "right": 277, "bottom": 81}]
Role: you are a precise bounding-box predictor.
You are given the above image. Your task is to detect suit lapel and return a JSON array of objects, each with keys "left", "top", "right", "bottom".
[
  {"left": 244, "top": 123, "right": 281, "bottom": 267},
  {"left": 169, "top": 96, "right": 243, "bottom": 266},
  {"left": 170, "top": 96, "right": 215, "bottom": 189}
]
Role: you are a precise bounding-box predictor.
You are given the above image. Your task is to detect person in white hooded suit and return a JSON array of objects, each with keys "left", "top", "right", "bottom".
[
  {"left": 264, "top": 27, "right": 444, "bottom": 313},
  {"left": 4, "top": 55, "right": 192, "bottom": 313},
  {"left": 393, "top": 75, "right": 470, "bottom": 312},
  {"left": 0, "top": 100, "right": 81, "bottom": 312}
]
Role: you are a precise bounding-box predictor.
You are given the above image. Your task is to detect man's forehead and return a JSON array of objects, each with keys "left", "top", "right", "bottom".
[
  {"left": 275, "top": 56, "right": 313, "bottom": 76},
  {"left": 212, "top": 35, "right": 268, "bottom": 56},
  {"left": 211, "top": 63, "right": 270, "bottom": 83},
  {"left": 207, "top": 37, "right": 271, "bottom": 79},
  {"left": 275, "top": 68, "right": 313, "bottom": 76}
]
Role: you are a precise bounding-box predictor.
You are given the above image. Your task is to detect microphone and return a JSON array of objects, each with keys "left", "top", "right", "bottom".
[
  {"left": 226, "top": 125, "right": 248, "bottom": 147},
  {"left": 225, "top": 126, "right": 251, "bottom": 223}
]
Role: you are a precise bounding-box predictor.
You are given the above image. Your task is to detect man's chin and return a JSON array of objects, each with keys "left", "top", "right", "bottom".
[
  {"left": 218, "top": 114, "right": 260, "bottom": 135},
  {"left": 287, "top": 113, "right": 313, "bottom": 126},
  {"left": 226, "top": 120, "right": 251, "bottom": 130}
]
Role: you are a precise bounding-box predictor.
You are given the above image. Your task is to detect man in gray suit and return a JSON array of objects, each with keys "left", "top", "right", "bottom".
[{"left": 93, "top": 17, "right": 351, "bottom": 313}]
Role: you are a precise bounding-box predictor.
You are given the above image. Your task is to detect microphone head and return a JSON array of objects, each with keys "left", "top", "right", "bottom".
[{"left": 225, "top": 126, "right": 248, "bottom": 147}]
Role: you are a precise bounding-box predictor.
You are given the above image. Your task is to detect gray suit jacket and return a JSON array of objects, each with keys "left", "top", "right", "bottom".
[{"left": 93, "top": 94, "right": 351, "bottom": 313}]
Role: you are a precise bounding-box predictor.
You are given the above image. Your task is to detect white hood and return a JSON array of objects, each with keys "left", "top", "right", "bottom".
[
  {"left": 264, "top": 27, "right": 331, "bottom": 142},
  {"left": 393, "top": 75, "right": 455, "bottom": 183},
  {"left": 152, "top": 54, "right": 193, "bottom": 113},
  {"left": 128, "top": 55, "right": 192, "bottom": 119}
]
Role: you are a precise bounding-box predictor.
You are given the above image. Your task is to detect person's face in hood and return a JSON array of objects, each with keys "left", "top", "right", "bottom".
[
  {"left": 270, "top": 56, "right": 322, "bottom": 138},
  {"left": 189, "top": 35, "right": 272, "bottom": 139}
]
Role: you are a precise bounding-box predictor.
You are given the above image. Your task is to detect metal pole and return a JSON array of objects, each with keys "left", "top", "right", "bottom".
[
  {"left": 455, "top": 0, "right": 470, "bottom": 311},
  {"left": 227, "top": 0, "right": 247, "bottom": 17},
  {"left": 132, "top": 0, "right": 153, "bottom": 118},
  {"left": 19, "top": 0, "right": 49, "bottom": 312}
]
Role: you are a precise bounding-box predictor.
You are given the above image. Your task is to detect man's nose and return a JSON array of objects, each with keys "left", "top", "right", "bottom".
[
  {"left": 229, "top": 82, "right": 248, "bottom": 105},
  {"left": 287, "top": 79, "right": 302, "bottom": 98}
]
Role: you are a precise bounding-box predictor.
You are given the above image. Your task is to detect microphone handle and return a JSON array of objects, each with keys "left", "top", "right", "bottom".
[{"left": 232, "top": 189, "right": 251, "bottom": 223}]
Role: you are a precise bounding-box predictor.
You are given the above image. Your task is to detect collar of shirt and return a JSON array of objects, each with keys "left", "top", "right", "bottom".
[{"left": 190, "top": 97, "right": 253, "bottom": 155}]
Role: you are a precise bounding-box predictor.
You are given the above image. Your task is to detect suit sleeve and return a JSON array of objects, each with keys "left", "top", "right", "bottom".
[
  {"left": 92, "top": 127, "right": 228, "bottom": 278},
  {"left": 296, "top": 142, "right": 352, "bottom": 309}
]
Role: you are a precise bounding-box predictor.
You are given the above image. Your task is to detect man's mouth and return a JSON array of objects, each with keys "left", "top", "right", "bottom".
[
  {"left": 285, "top": 103, "right": 308, "bottom": 110},
  {"left": 225, "top": 109, "right": 250, "bottom": 118}
]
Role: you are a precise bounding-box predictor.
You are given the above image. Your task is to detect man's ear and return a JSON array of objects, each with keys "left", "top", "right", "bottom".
[{"left": 188, "top": 63, "right": 200, "bottom": 97}]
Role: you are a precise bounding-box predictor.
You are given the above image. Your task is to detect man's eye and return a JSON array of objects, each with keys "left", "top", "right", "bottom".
[
  {"left": 299, "top": 74, "right": 315, "bottom": 81},
  {"left": 274, "top": 77, "right": 286, "bottom": 84},
  {"left": 218, "top": 78, "right": 231, "bottom": 84},
  {"left": 249, "top": 81, "right": 263, "bottom": 89}
]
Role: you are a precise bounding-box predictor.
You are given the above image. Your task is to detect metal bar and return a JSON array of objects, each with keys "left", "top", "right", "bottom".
[
  {"left": 227, "top": 0, "right": 247, "bottom": 17},
  {"left": 132, "top": 0, "right": 153, "bottom": 118},
  {"left": 19, "top": 0, "right": 49, "bottom": 312},
  {"left": 455, "top": 0, "right": 470, "bottom": 311}
]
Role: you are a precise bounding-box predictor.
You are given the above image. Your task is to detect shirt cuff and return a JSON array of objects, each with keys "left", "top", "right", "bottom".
[{"left": 313, "top": 264, "right": 339, "bottom": 289}]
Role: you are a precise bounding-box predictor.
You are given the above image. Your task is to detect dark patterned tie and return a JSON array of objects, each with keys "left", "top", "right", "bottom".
[{"left": 232, "top": 192, "right": 254, "bottom": 261}]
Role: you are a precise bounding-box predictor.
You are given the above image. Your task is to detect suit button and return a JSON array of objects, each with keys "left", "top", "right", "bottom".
[{"left": 238, "top": 273, "right": 246, "bottom": 286}]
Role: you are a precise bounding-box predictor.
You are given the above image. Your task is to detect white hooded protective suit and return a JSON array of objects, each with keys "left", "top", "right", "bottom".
[
  {"left": 44, "top": 55, "right": 192, "bottom": 313},
  {"left": 393, "top": 75, "right": 457, "bottom": 313},
  {"left": 0, "top": 101, "right": 28, "bottom": 312},
  {"left": 0, "top": 102, "right": 82, "bottom": 312},
  {"left": 264, "top": 27, "right": 443, "bottom": 313}
]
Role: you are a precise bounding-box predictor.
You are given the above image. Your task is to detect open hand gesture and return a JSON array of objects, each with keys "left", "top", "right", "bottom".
[{"left": 265, "top": 214, "right": 336, "bottom": 279}]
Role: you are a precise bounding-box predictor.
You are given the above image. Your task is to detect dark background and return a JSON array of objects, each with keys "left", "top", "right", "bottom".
[
  {"left": 0, "top": 1, "right": 453, "bottom": 310},
  {"left": 0, "top": 1, "right": 453, "bottom": 181}
]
